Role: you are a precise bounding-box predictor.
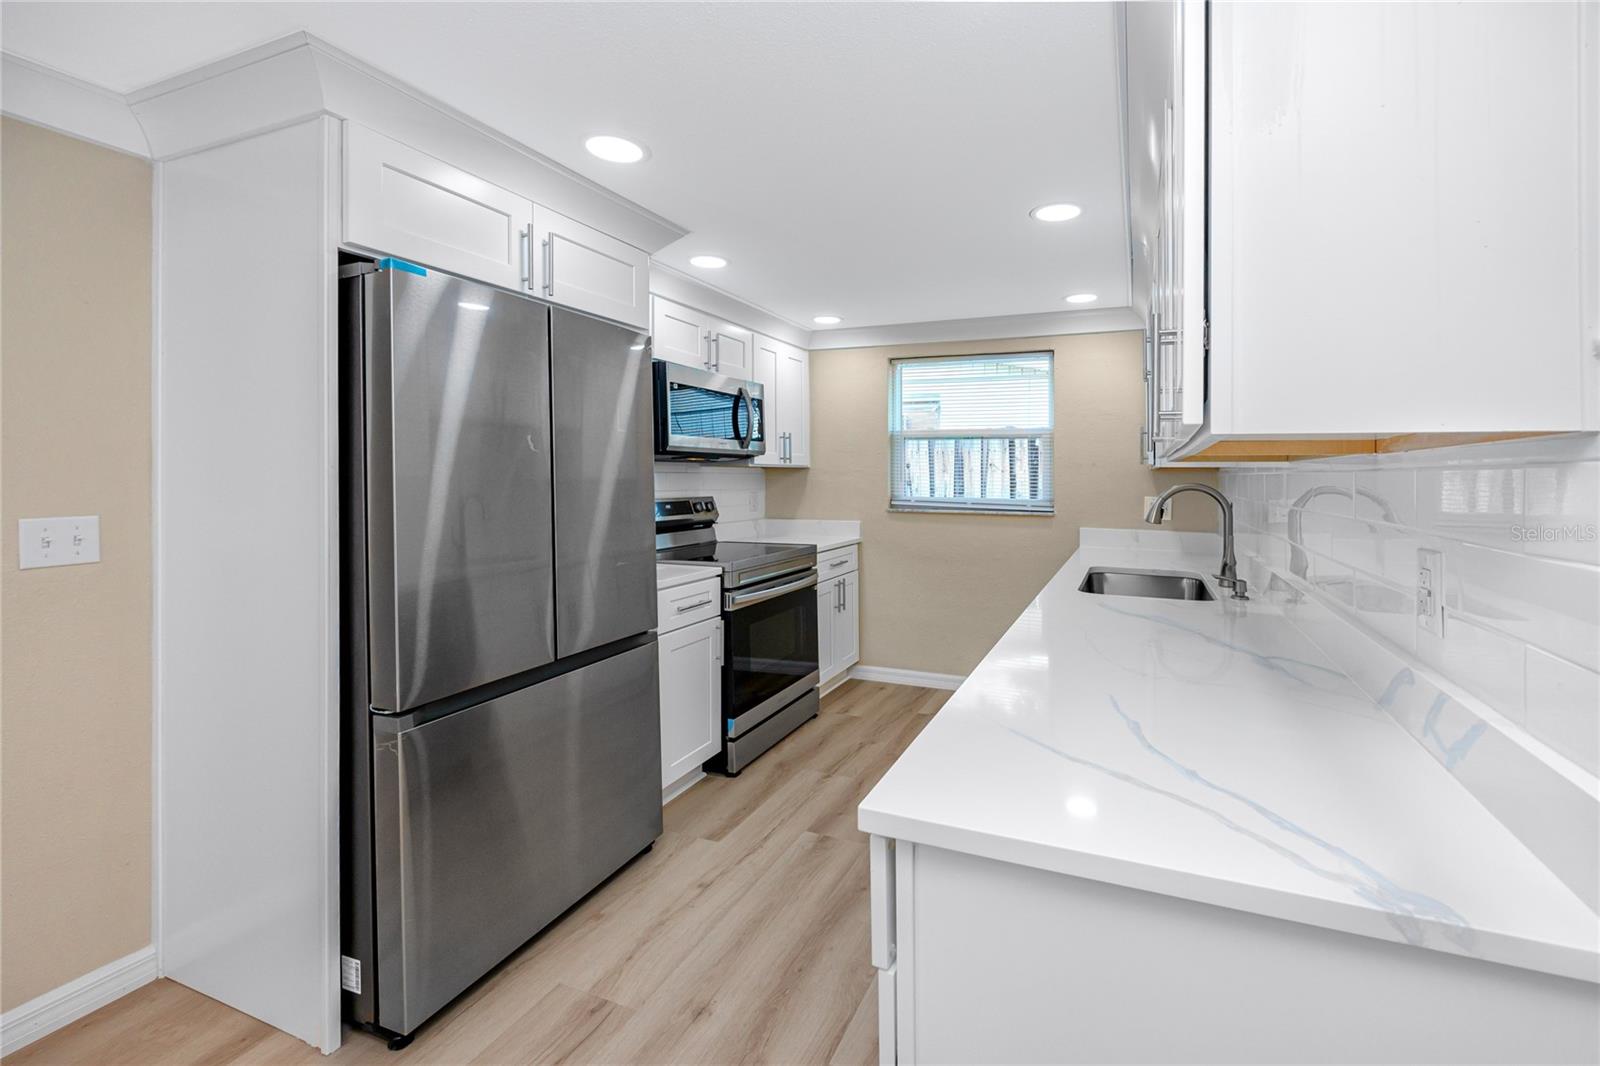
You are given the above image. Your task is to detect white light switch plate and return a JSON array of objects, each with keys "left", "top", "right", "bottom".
[
  {"left": 1143, "top": 496, "right": 1172, "bottom": 521},
  {"left": 18, "top": 516, "right": 100, "bottom": 569}
]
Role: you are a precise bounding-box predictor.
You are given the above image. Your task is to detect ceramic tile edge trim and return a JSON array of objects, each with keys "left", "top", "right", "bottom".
[{"left": 1229, "top": 533, "right": 1600, "bottom": 914}]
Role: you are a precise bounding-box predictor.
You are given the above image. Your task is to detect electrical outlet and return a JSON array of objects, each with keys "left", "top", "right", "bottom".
[
  {"left": 1143, "top": 496, "right": 1172, "bottom": 521},
  {"left": 18, "top": 516, "right": 100, "bottom": 569},
  {"left": 1416, "top": 548, "right": 1445, "bottom": 636}
]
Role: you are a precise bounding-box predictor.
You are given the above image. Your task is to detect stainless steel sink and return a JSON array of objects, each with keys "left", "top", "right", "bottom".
[{"left": 1078, "top": 567, "right": 1215, "bottom": 601}]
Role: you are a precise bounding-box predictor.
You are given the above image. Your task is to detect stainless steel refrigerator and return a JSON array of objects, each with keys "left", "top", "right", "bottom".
[{"left": 339, "top": 260, "right": 660, "bottom": 1044}]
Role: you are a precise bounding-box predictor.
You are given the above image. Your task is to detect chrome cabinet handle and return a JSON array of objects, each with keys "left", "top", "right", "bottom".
[
  {"left": 829, "top": 558, "right": 849, "bottom": 569},
  {"left": 541, "top": 236, "right": 554, "bottom": 295},
  {"left": 703, "top": 331, "right": 713, "bottom": 369},
  {"left": 520, "top": 228, "right": 532, "bottom": 291},
  {"left": 675, "top": 598, "right": 712, "bottom": 612}
]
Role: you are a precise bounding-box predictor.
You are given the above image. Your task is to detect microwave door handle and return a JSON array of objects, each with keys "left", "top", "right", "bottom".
[{"left": 734, "top": 386, "right": 754, "bottom": 449}]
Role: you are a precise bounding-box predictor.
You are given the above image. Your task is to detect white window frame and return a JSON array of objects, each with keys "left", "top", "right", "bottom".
[{"left": 887, "top": 352, "right": 1055, "bottom": 516}]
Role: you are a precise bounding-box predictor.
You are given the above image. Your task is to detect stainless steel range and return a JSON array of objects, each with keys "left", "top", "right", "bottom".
[{"left": 655, "top": 497, "right": 819, "bottom": 774}]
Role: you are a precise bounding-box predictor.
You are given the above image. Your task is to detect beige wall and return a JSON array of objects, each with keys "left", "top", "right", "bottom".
[
  {"left": 766, "top": 331, "right": 1219, "bottom": 675},
  {"left": 1, "top": 117, "right": 153, "bottom": 1009}
]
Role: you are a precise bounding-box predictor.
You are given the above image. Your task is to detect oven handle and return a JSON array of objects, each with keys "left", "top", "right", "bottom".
[{"left": 724, "top": 570, "right": 818, "bottom": 611}]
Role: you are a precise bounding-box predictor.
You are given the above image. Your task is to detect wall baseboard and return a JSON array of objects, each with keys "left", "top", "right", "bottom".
[
  {"left": 0, "top": 946, "right": 158, "bottom": 1056},
  {"left": 848, "top": 664, "right": 966, "bottom": 691}
]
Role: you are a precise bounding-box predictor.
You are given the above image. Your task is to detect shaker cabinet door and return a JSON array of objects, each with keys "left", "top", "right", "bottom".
[
  {"left": 534, "top": 206, "right": 649, "bottom": 329},
  {"left": 651, "top": 296, "right": 709, "bottom": 368},
  {"left": 777, "top": 343, "right": 811, "bottom": 467},
  {"left": 658, "top": 617, "right": 722, "bottom": 788},
  {"left": 835, "top": 572, "right": 860, "bottom": 673},
  {"left": 344, "top": 122, "right": 533, "bottom": 291}
]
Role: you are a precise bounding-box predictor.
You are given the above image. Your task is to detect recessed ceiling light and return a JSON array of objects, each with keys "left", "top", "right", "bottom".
[
  {"left": 689, "top": 255, "right": 728, "bottom": 269},
  {"left": 1064, "top": 293, "right": 1098, "bottom": 304},
  {"left": 813, "top": 315, "right": 841, "bottom": 326},
  {"left": 585, "top": 135, "right": 646, "bottom": 164},
  {"left": 1030, "top": 202, "right": 1082, "bottom": 223},
  {"left": 457, "top": 301, "right": 491, "bottom": 311}
]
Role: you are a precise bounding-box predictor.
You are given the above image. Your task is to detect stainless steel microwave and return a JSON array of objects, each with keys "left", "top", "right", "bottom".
[{"left": 653, "top": 360, "right": 766, "bottom": 461}]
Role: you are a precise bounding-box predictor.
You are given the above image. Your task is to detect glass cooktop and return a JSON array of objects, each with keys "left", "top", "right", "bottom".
[{"left": 656, "top": 540, "right": 810, "bottom": 569}]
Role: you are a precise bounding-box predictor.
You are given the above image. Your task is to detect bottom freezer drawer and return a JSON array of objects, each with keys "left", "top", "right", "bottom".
[{"left": 372, "top": 641, "right": 661, "bottom": 1036}]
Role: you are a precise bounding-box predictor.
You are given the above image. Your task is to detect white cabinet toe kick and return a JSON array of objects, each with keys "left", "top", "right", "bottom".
[{"left": 867, "top": 837, "right": 1600, "bottom": 1065}]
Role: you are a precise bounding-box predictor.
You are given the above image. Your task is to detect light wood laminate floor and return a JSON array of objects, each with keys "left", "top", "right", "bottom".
[{"left": 7, "top": 681, "right": 949, "bottom": 1066}]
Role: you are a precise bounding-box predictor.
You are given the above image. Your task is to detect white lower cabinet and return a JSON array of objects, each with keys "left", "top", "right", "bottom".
[
  {"left": 657, "top": 592, "right": 723, "bottom": 794},
  {"left": 817, "top": 546, "right": 860, "bottom": 688}
]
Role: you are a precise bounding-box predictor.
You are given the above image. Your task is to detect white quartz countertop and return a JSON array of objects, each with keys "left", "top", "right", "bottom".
[
  {"left": 714, "top": 518, "right": 861, "bottom": 552},
  {"left": 656, "top": 561, "right": 719, "bottom": 590},
  {"left": 859, "top": 534, "right": 1600, "bottom": 983}
]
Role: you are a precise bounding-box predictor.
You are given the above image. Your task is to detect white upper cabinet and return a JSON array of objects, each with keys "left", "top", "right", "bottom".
[
  {"left": 777, "top": 341, "right": 811, "bottom": 466},
  {"left": 1129, "top": 2, "right": 1599, "bottom": 459},
  {"left": 346, "top": 122, "right": 650, "bottom": 327},
  {"left": 651, "top": 296, "right": 711, "bottom": 368},
  {"left": 1206, "top": 0, "right": 1596, "bottom": 436},
  {"left": 752, "top": 334, "right": 811, "bottom": 467},
  {"left": 532, "top": 206, "right": 649, "bottom": 329},
  {"left": 752, "top": 333, "right": 781, "bottom": 467},
  {"left": 709, "top": 325, "right": 752, "bottom": 375},
  {"left": 344, "top": 122, "right": 533, "bottom": 291},
  {"left": 1126, "top": 0, "right": 1205, "bottom": 464}
]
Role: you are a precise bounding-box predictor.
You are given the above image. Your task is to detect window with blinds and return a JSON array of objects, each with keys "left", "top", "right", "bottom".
[{"left": 888, "top": 352, "right": 1054, "bottom": 514}]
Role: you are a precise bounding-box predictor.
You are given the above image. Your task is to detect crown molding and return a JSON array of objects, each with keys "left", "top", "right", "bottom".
[
  {"left": 648, "top": 262, "right": 812, "bottom": 348},
  {"left": 806, "top": 305, "right": 1143, "bottom": 350},
  {"left": 121, "top": 33, "right": 685, "bottom": 253},
  {"left": 0, "top": 52, "right": 150, "bottom": 157}
]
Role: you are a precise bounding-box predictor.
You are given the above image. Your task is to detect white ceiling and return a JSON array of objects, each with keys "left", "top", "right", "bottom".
[{"left": 1, "top": 1, "right": 1131, "bottom": 331}]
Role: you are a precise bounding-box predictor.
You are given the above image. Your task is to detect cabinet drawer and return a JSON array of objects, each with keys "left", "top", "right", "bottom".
[
  {"left": 657, "top": 576, "right": 721, "bottom": 634},
  {"left": 344, "top": 122, "right": 533, "bottom": 291},
  {"left": 818, "top": 544, "right": 858, "bottom": 577}
]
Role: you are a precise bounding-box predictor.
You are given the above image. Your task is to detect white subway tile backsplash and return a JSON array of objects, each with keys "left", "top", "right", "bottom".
[
  {"left": 1284, "top": 469, "right": 1355, "bottom": 516},
  {"left": 1450, "top": 542, "right": 1599, "bottom": 672},
  {"left": 1417, "top": 613, "right": 1527, "bottom": 725},
  {"left": 1416, "top": 465, "right": 1524, "bottom": 550},
  {"left": 653, "top": 463, "right": 765, "bottom": 521},
  {"left": 1522, "top": 460, "right": 1600, "bottom": 565},
  {"left": 1525, "top": 647, "right": 1600, "bottom": 776},
  {"left": 1353, "top": 467, "right": 1417, "bottom": 528},
  {"left": 1223, "top": 433, "right": 1600, "bottom": 906}
]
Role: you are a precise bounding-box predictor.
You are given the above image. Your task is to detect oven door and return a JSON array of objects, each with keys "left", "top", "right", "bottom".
[
  {"left": 723, "top": 569, "right": 819, "bottom": 734},
  {"left": 654, "top": 360, "right": 766, "bottom": 460}
]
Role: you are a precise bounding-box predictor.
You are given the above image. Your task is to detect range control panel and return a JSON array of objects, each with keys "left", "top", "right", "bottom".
[{"left": 654, "top": 495, "right": 719, "bottom": 531}]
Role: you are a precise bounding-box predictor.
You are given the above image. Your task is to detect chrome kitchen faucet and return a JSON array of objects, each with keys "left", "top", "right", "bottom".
[{"left": 1144, "top": 483, "right": 1249, "bottom": 601}]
